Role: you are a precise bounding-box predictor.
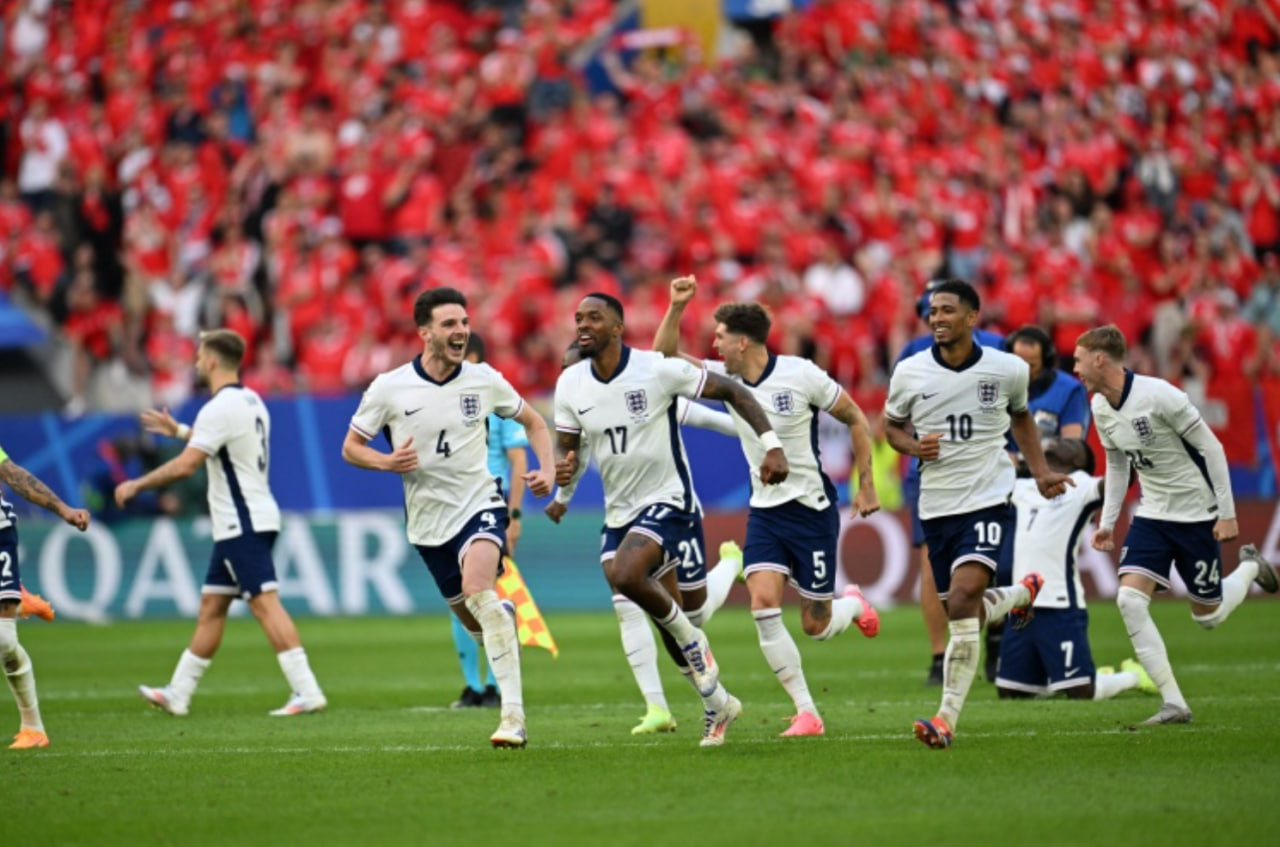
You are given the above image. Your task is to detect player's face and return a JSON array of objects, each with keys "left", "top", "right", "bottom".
[
  {"left": 712, "top": 323, "right": 748, "bottom": 375},
  {"left": 574, "top": 298, "right": 621, "bottom": 358},
  {"left": 928, "top": 293, "right": 977, "bottom": 347},
  {"left": 193, "top": 345, "right": 213, "bottom": 387},
  {"left": 1073, "top": 345, "right": 1102, "bottom": 391},
  {"left": 421, "top": 303, "right": 470, "bottom": 366},
  {"left": 1012, "top": 339, "right": 1044, "bottom": 378}
]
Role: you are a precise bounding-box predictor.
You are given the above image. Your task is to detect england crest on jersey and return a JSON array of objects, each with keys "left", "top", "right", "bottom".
[
  {"left": 977, "top": 379, "right": 1000, "bottom": 409},
  {"left": 460, "top": 393, "right": 482, "bottom": 421},
  {"left": 1131, "top": 415, "right": 1155, "bottom": 445},
  {"left": 772, "top": 390, "right": 795, "bottom": 415},
  {"left": 625, "top": 389, "right": 648, "bottom": 417}
]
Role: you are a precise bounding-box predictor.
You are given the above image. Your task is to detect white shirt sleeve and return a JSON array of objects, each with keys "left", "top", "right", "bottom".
[
  {"left": 1155, "top": 382, "right": 1204, "bottom": 437},
  {"left": 678, "top": 397, "right": 738, "bottom": 436},
  {"left": 802, "top": 360, "right": 842, "bottom": 412},
  {"left": 349, "top": 376, "right": 388, "bottom": 441},
  {"left": 884, "top": 368, "right": 914, "bottom": 423},
  {"left": 485, "top": 364, "right": 524, "bottom": 419},
  {"left": 189, "top": 400, "right": 229, "bottom": 456},
  {"left": 1007, "top": 356, "right": 1030, "bottom": 414},
  {"left": 656, "top": 357, "right": 709, "bottom": 400},
  {"left": 553, "top": 372, "right": 581, "bottom": 434}
]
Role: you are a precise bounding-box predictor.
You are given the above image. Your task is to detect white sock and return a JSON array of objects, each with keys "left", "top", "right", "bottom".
[
  {"left": 981, "top": 583, "right": 1031, "bottom": 625},
  {"left": 1117, "top": 586, "right": 1187, "bottom": 709},
  {"left": 168, "top": 649, "right": 211, "bottom": 704},
  {"left": 466, "top": 590, "right": 523, "bottom": 718},
  {"left": 657, "top": 601, "right": 697, "bottom": 644},
  {"left": 276, "top": 647, "right": 324, "bottom": 701},
  {"left": 938, "top": 618, "right": 981, "bottom": 728},
  {"left": 613, "top": 596, "right": 667, "bottom": 710},
  {"left": 700, "top": 556, "right": 739, "bottom": 625},
  {"left": 679, "top": 667, "right": 729, "bottom": 712},
  {"left": 1211, "top": 560, "right": 1258, "bottom": 623},
  {"left": 815, "top": 595, "right": 861, "bottom": 640},
  {"left": 1, "top": 627, "right": 43, "bottom": 733},
  {"left": 754, "top": 608, "right": 817, "bottom": 716},
  {"left": 1092, "top": 670, "right": 1138, "bottom": 700}
]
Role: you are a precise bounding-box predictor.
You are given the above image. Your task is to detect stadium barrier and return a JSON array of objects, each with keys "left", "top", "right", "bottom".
[{"left": 14, "top": 500, "right": 1278, "bottom": 621}]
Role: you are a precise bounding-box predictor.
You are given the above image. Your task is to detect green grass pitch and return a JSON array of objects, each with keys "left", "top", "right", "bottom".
[{"left": 8, "top": 601, "right": 1280, "bottom": 846}]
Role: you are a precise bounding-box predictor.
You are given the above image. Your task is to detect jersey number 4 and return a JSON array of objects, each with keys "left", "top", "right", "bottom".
[
  {"left": 436, "top": 430, "right": 452, "bottom": 458},
  {"left": 1124, "top": 449, "right": 1154, "bottom": 469}
]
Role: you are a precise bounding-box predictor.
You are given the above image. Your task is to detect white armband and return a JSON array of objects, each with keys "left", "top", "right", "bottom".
[{"left": 760, "top": 431, "right": 783, "bottom": 453}]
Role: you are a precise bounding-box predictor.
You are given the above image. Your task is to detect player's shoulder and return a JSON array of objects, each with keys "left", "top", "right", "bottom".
[
  {"left": 981, "top": 346, "right": 1028, "bottom": 376},
  {"left": 556, "top": 359, "right": 591, "bottom": 387},
  {"left": 1133, "top": 373, "right": 1186, "bottom": 404},
  {"left": 893, "top": 346, "right": 934, "bottom": 376}
]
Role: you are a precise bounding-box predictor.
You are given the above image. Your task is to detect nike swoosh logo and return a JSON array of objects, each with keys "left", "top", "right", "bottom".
[
  {"left": 770, "top": 666, "right": 787, "bottom": 675},
  {"left": 922, "top": 392, "right": 939, "bottom": 400},
  {"left": 577, "top": 407, "right": 594, "bottom": 415},
  {"left": 1064, "top": 667, "right": 1080, "bottom": 678},
  {"left": 490, "top": 652, "right": 511, "bottom": 662},
  {"left": 975, "top": 546, "right": 997, "bottom": 553},
  {"left": 405, "top": 408, "right": 423, "bottom": 416}
]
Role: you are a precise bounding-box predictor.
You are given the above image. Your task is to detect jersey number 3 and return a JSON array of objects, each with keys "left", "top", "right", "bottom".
[{"left": 254, "top": 417, "right": 269, "bottom": 472}]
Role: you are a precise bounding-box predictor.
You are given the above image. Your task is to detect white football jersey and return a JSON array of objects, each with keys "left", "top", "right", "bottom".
[
  {"left": 885, "top": 345, "right": 1029, "bottom": 520},
  {"left": 1092, "top": 372, "right": 1231, "bottom": 523},
  {"left": 554, "top": 347, "right": 706, "bottom": 527},
  {"left": 189, "top": 385, "right": 282, "bottom": 541},
  {"left": 706, "top": 355, "right": 841, "bottom": 510},
  {"left": 350, "top": 359, "right": 523, "bottom": 546},
  {"left": 1011, "top": 471, "right": 1102, "bottom": 610}
]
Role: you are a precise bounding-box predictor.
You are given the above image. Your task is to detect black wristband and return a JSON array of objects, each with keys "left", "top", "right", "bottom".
[{"left": 510, "top": 508, "right": 522, "bottom": 520}]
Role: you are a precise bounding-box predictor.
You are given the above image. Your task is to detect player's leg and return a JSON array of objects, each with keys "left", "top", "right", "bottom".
[
  {"left": 933, "top": 562, "right": 988, "bottom": 729},
  {"left": 994, "top": 611, "right": 1050, "bottom": 700},
  {"left": 250, "top": 591, "right": 327, "bottom": 715},
  {"left": 1115, "top": 520, "right": 1191, "bottom": 722},
  {"left": 747, "top": 569, "right": 820, "bottom": 735},
  {"left": 1189, "top": 540, "right": 1277, "bottom": 630},
  {"left": 601, "top": 528, "right": 674, "bottom": 732},
  {"left": 1, "top": 594, "right": 47, "bottom": 748},
  {"left": 919, "top": 547, "right": 947, "bottom": 685},
  {"left": 1037, "top": 609, "right": 1098, "bottom": 700},
  {"left": 697, "top": 539, "right": 743, "bottom": 626},
  {"left": 449, "top": 614, "right": 486, "bottom": 708},
  {"left": 459, "top": 537, "right": 525, "bottom": 747}
]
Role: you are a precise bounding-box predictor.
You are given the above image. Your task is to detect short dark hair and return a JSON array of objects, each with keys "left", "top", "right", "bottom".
[
  {"left": 1007, "top": 325, "right": 1055, "bottom": 367},
  {"left": 198, "top": 329, "right": 246, "bottom": 370},
  {"left": 712, "top": 302, "right": 772, "bottom": 345},
  {"left": 465, "top": 332, "right": 486, "bottom": 362},
  {"left": 414, "top": 287, "right": 467, "bottom": 327},
  {"left": 1045, "top": 437, "right": 1095, "bottom": 476},
  {"left": 930, "top": 278, "right": 980, "bottom": 312},
  {"left": 1076, "top": 325, "right": 1126, "bottom": 361},
  {"left": 583, "top": 292, "right": 624, "bottom": 322}
]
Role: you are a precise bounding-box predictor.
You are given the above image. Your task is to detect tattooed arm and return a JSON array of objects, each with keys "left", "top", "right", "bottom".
[{"left": 0, "top": 458, "right": 90, "bottom": 530}]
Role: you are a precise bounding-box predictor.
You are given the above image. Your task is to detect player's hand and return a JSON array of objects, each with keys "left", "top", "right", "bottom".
[
  {"left": 523, "top": 468, "right": 553, "bottom": 498},
  {"left": 141, "top": 406, "right": 180, "bottom": 438},
  {"left": 916, "top": 432, "right": 942, "bottom": 461},
  {"left": 114, "top": 480, "right": 139, "bottom": 509},
  {"left": 506, "top": 514, "right": 522, "bottom": 553},
  {"left": 545, "top": 501, "right": 568, "bottom": 524},
  {"left": 60, "top": 506, "right": 90, "bottom": 531},
  {"left": 555, "top": 450, "right": 578, "bottom": 486},
  {"left": 670, "top": 275, "right": 697, "bottom": 306},
  {"left": 1035, "top": 470, "right": 1076, "bottom": 500},
  {"left": 760, "top": 448, "right": 789, "bottom": 485},
  {"left": 854, "top": 480, "right": 880, "bottom": 518},
  {"left": 1092, "top": 527, "right": 1114, "bottom": 552},
  {"left": 1213, "top": 518, "right": 1239, "bottom": 542},
  {"left": 385, "top": 436, "right": 418, "bottom": 473}
]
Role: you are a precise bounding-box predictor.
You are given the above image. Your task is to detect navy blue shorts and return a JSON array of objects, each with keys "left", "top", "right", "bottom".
[
  {"left": 903, "top": 467, "right": 926, "bottom": 547},
  {"left": 205, "top": 531, "right": 279, "bottom": 600},
  {"left": 601, "top": 503, "right": 706, "bottom": 590},
  {"left": 920, "top": 502, "right": 1014, "bottom": 601},
  {"left": 743, "top": 499, "right": 841, "bottom": 600},
  {"left": 415, "top": 508, "right": 509, "bottom": 604},
  {"left": 995, "top": 607, "right": 1096, "bottom": 694},
  {"left": 0, "top": 526, "right": 21, "bottom": 603},
  {"left": 1119, "top": 516, "right": 1223, "bottom": 604}
]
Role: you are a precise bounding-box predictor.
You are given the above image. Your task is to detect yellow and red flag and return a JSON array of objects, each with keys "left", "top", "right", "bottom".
[{"left": 495, "top": 558, "right": 559, "bottom": 658}]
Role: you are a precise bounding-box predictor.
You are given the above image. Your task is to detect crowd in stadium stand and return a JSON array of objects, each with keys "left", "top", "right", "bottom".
[{"left": 2, "top": 0, "right": 1280, "bottom": 444}]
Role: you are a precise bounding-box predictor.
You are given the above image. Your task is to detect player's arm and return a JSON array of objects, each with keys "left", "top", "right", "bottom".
[
  {"left": 141, "top": 407, "right": 193, "bottom": 441},
  {"left": 113, "top": 446, "right": 207, "bottom": 508},
  {"left": 552, "top": 428, "right": 582, "bottom": 488},
  {"left": 678, "top": 396, "right": 737, "bottom": 436},
  {"left": 884, "top": 415, "right": 939, "bottom": 460},
  {"left": 1092, "top": 446, "right": 1131, "bottom": 551},
  {"left": 1179, "top": 418, "right": 1238, "bottom": 541},
  {"left": 1010, "top": 408, "right": 1073, "bottom": 498},
  {"left": 699, "top": 372, "right": 789, "bottom": 484},
  {"left": 653, "top": 275, "right": 698, "bottom": 359},
  {"left": 512, "top": 402, "right": 553, "bottom": 498},
  {"left": 341, "top": 428, "right": 418, "bottom": 473},
  {"left": 829, "top": 391, "right": 879, "bottom": 517},
  {"left": 0, "top": 456, "right": 90, "bottom": 530}
]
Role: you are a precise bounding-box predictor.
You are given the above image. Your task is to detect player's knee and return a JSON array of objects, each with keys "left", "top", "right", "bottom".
[
  {"left": 0, "top": 619, "right": 17, "bottom": 661},
  {"left": 803, "top": 613, "right": 831, "bottom": 639},
  {"left": 1116, "top": 585, "right": 1150, "bottom": 619},
  {"left": 684, "top": 605, "right": 707, "bottom": 628}
]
